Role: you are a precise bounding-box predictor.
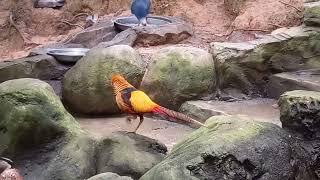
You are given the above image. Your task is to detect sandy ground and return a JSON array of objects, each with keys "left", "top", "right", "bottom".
[
  {"left": 78, "top": 98, "right": 280, "bottom": 151},
  {"left": 78, "top": 115, "right": 194, "bottom": 151}
]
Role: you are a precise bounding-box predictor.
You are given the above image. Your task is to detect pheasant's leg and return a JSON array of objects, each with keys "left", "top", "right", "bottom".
[
  {"left": 133, "top": 115, "right": 144, "bottom": 133},
  {"left": 126, "top": 114, "right": 137, "bottom": 123}
]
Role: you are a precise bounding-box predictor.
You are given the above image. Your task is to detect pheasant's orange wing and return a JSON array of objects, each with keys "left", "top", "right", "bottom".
[{"left": 129, "top": 90, "right": 158, "bottom": 113}]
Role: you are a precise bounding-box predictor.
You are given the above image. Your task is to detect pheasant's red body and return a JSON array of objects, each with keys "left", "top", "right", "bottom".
[{"left": 111, "top": 74, "right": 207, "bottom": 132}]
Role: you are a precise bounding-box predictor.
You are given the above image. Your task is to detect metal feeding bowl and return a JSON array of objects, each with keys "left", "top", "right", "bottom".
[
  {"left": 114, "top": 16, "right": 173, "bottom": 31},
  {"left": 47, "top": 48, "right": 90, "bottom": 63}
]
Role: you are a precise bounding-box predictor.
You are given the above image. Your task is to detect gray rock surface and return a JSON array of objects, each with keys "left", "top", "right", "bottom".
[
  {"left": 209, "top": 26, "right": 320, "bottom": 96},
  {"left": 267, "top": 69, "right": 320, "bottom": 98},
  {"left": 140, "top": 115, "right": 312, "bottom": 180},
  {"left": 64, "top": 19, "right": 117, "bottom": 48},
  {"left": 141, "top": 46, "right": 215, "bottom": 110},
  {"left": 62, "top": 45, "right": 145, "bottom": 114},
  {"left": 180, "top": 98, "right": 280, "bottom": 125},
  {"left": 132, "top": 16, "right": 193, "bottom": 46},
  {"left": 96, "top": 131, "right": 167, "bottom": 180},
  {"left": 0, "top": 55, "right": 70, "bottom": 83}
]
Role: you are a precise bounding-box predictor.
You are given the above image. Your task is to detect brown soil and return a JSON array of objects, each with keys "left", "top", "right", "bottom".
[{"left": 0, "top": 0, "right": 304, "bottom": 60}]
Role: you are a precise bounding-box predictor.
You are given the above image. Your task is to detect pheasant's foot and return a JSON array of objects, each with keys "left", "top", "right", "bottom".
[{"left": 126, "top": 115, "right": 137, "bottom": 123}]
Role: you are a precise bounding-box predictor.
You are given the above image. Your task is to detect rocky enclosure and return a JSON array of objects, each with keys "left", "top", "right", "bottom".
[{"left": 0, "top": 0, "right": 320, "bottom": 180}]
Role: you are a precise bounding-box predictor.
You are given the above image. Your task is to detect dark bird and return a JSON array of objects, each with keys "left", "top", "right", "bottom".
[
  {"left": 0, "top": 157, "right": 23, "bottom": 180},
  {"left": 131, "top": 0, "right": 151, "bottom": 26},
  {"left": 111, "top": 74, "right": 207, "bottom": 133}
]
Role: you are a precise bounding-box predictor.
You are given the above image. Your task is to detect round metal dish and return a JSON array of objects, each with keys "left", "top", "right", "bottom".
[
  {"left": 47, "top": 48, "right": 90, "bottom": 63},
  {"left": 114, "top": 16, "right": 173, "bottom": 31}
]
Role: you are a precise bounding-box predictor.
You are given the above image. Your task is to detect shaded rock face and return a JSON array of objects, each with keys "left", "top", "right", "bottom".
[
  {"left": 267, "top": 69, "right": 320, "bottom": 98},
  {"left": 33, "top": 0, "right": 65, "bottom": 8},
  {"left": 87, "top": 172, "right": 133, "bottom": 180},
  {"left": 180, "top": 98, "right": 281, "bottom": 126},
  {"left": 62, "top": 45, "right": 146, "bottom": 114},
  {"left": 0, "top": 55, "right": 71, "bottom": 83},
  {"left": 96, "top": 131, "right": 167, "bottom": 180},
  {"left": 223, "top": 0, "right": 247, "bottom": 16},
  {"left": 279, "top": 90, "right": 320, "bottom": 139},
  {"left": 64, "top": 20, "right": 117, "bottom": 48},
  {"left": 140, "top": 116, "right": 309, "bottom": 180},
  {"left": 0, "top": 78, "right": 79, "bottom": 155},
  {"left": 0, "top": 78, "right": 97, "bottom": 180},
  {"left": 15, "top": 134, "right": 96, "bottom": 180},
  {"left": 210, "top": 26, "right": 320, "bottom": 97},
  {"left": 132, "top": 17, "right": 193, "bottom": 46},
  {"left": 141, "top": 46, "right": 215, "bottom": 110},
  {"left": 304, "top": 3, "right": 320, "bottom": 27}
]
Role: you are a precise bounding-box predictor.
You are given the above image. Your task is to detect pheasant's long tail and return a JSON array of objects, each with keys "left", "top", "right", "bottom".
[{"left": 152, "top": 106, "right": 207, "bottom": 127}]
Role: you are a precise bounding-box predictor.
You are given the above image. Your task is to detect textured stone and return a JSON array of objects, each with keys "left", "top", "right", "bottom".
[
  {"left": 96, "top": 131, "right": 167, "bottom": 180},
  {"left": 141, "top": 46, "right": 215, "bottom": 110},
  {"left": 278, "top": 90, "right": 320, "bottom": 139},
  {"left": 0, "top": 55, "right": 70, "bottom": 83},
  {"left": 62, "top": 45, "right": 146, "bottom": 114},
  {"left": 267, "top": 69, "right": 320, "bottom": 98},
  {"left": 140, "top": 116, "right": 314, "bottom": 180}
]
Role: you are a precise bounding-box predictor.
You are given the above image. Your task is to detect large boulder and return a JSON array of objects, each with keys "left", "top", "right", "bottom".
[
  {"left": 304, "top": 2, "right": 320, "bottom": 27},
  {"left": 0, "top": 78, "right": 97, "bottom": 180},
  {"left": 16, "top": 134, "right": 97, "bottom": 180},
  {"left": 278, "top": 90, "right": 320, "bottom": 139},
  {"left": 96, "top": 131, "right": 167, "bottom": 180},
  {"left": 140, "top": 46, "right": 215, "bottom": 110},
  {"left": 0, "top": 78, "right": 78, "bottom": 155},
  {"left": 140, "top": 115, "right": 315, "bottom": 180},
  {"left": 0, "top": 55, "right": 70, "bottom": 83},
  {"left": 87, "top": 172, "right": 133, "bottom": 180},
  {"left": 94, "top": 28, "right": 138, "bottom": 49},
  {"left": 209, "top": 26, "right": 320, "bottom": 96},
  {"left": 62, "top": 45, "right": 146, "bottom": 114}
]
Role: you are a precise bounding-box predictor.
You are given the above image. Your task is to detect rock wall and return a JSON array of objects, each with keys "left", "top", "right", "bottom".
[{"left": 209, "top": 6, "right": 320, "bottom": 97}]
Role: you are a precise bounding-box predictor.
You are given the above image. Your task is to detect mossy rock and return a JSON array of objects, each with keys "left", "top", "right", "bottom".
[
  {"left": 140, "top": 46, "right": 215, "bottom": 110},
  {"left": 96, "top": 131, "right": 167, "bottom": 180},
  {"left": 278, "top": 90, "right": 320, "bottom": 139},
  {"left": 210, "top": 28, "right": 320, "bottom": 96},
  {"left": 304, "top": 6, "right": 320, "bottom": 27},
  {"left": 0, "top": 78, "right": 97, "bottom": 180},
  {"left": 0, "top": 78, "right": 80, "bottom": 155},
  {"left": 140, "top": 116, "right": 300, "bottom": 180},
  {"left": 62, "top": 45, "right": 146, "bottom": 114}
]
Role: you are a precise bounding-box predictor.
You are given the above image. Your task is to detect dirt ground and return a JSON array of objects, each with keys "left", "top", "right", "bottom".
[{"left": 0, "top": 0, "right": 304, "bottom": 60}]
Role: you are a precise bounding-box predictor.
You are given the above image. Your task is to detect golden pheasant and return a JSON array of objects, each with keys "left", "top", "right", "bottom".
[{"left": 111, "top": 74, "right": 207, "bottom": 133}]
